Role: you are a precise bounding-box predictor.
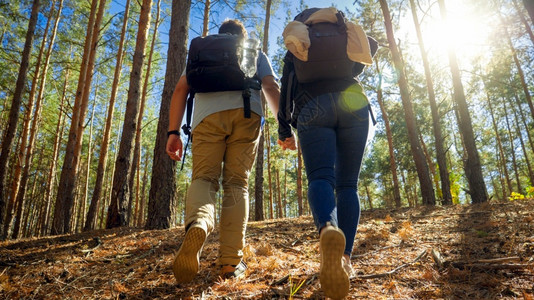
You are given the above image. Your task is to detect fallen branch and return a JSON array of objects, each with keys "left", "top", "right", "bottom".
[
  {"left": 357, "top": 249, "right": 428, "bottom": 279},
  {"left": 80, "top": 237, "right": 102, "bottom": 253},
  {"left": 449, "top": 262, "right": 530, "bottom": 271},
  {"left": 272, "top": 274, "right": 289, "bottom": 286},
  {"left": 431, "top": 249, "right": 529, "bottom": 271}
]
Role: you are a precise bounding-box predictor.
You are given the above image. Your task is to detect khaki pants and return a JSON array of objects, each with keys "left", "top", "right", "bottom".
[{"left": 185, "top": 108, "right": 261, "bottom": 266}]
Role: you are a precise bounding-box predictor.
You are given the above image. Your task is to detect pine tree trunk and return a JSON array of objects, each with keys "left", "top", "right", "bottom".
[
  {"left": 502, "top": 100, "right": 522, "bottom": 193},
  {"left": 5, "top": 8, "right": 49, "bottom": 237},
  {"left": 39, "top": 1, "right": 66, "bottom": 237},
  {"left": 409, "top": 0, "right": 452, "bottom": 205},
  {"left": 145, "top": 0, "right": 191, "bottom": 230},
  {"left": 375, "top": 62, "right": 402, "bottom": 208},
  {"left": 79, "top": 103, "right": 96, "bottom": 231},
  {"left": 254, "top": 0, "right": 273, "bottom": 222},
  {"left": 137, "top": 150, "right": 150, "bottom": 227},
  {"left": 297, "top": 143, "right": 303, "bottom": 216},
  {"left": 503, "top": 18, "right": 534, "bottom": 120},
  {"left": 129, "top": 0, "right": 161, "bottom": 227},
  {"left": 513, "top": 94, "right": 534, "bottom": 155},
  {"left": 84, "top": 0, "right": 131, "bottom": 232},
  {"left": 202, "top": 0, "right": 210, "bottom": 36},
  {"left": 365, "top": 185, "right": 373, "bottom": 210},
  {"left": 275, "top": 168, "right": 282, "bottom": 218},
  {"left": 107, "top": 0, "right": 153, "bottom": 229},
  {"left": 379, "top": 0, "right": 436, "bottom": 206},
  {"left": 11, "top": 0, "right": 61, "bottom": 239},
  {"left": 510, "top": 99, "right": 534, "bottom": 185},
  {"left": 486, "top": 93, "right": 512, "bottom": 196},
  {"left": 523, "top": 0, "right": 534, "bottom": 25},
  {"left": 0, "top": 0, "right": 41, "bottom": 240},
  {"left": 265, "top": 123, "right": 273, "bottom": 219},
  {"left": 513, "top": 0, "right": 534, "bottom": 46},
  {"left": 51, "top": 0, "right": 104, "bottom": 235},
  {"left": 418, "top": 132, "right": 439, "bottom": 200},
  {"left": 438, "top": 0, "right": 487, "bottom": 203}
]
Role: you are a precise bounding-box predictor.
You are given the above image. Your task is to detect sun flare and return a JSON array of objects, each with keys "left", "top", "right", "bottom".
[{"left": 401, "top": 0, "right": 493, "bottom": 63}]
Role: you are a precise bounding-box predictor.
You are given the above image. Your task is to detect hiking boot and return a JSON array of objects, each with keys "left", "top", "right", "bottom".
[
  {"left": 342, "top": 255, "right": 354, "bottom": 278},
  {"left": 220, "top": 261, "right": 247, "bottom": 279},
  {"left": 319, "top": 222, "right": 349, "bottom": 299},
  {"left": 172, "top": 221, "right": 207, "bottom": 283}
]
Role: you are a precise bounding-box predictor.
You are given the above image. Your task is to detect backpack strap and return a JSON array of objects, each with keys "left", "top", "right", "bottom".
[{"left": 180, "top": 91, "right": 195, "bottom": 170}]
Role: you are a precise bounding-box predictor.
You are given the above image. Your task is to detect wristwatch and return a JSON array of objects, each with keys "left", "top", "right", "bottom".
[{"left": 167, "top": 130, "right": 180, "bottom": 137}]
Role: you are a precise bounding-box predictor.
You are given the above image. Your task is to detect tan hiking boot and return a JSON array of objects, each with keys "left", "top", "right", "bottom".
[
  {"left": 319, "top": 222, "right": 349, "bottom": 299},
  {"left": 342, "top": 255, "right": 354, "bottom": 278},
  {"left": 172, "top": 221, "right": 207, "bottom": 283},
  {"left": 220, "top": 261, "right": 247, "bottom": 279}
]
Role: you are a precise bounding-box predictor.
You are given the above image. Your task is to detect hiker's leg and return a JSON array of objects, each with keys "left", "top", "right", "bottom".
[
  {"left": 185, "top": 111, "right": 228, "bottom": 233},
  {"left": 297, "top": 94, "right": 338, "bottom": 232},
  {"left": 335, "top": 86, "right": 369, "bottom": 256},
  {"left": 219, "top": 109, "right": 261, "bottom": 266}
]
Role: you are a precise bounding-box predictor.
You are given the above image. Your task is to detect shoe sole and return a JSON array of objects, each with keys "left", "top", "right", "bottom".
[
  {"left": 320, "top": 228, "right": 349, "bottom": 299},
  {"left": 173, "top": 227, "right": 206, "bottom": 283}
]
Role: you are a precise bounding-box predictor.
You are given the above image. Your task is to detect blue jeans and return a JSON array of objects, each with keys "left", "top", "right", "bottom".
[{"left": 297, "top": 84, "right": 369, "bottom": 256}]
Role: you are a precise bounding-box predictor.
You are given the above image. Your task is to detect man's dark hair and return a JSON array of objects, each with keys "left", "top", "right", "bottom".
[{"left": 219, "top": 19, "right": 247, "bottom": 38}]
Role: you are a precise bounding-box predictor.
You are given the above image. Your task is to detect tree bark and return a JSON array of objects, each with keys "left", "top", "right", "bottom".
[
  {"left": 297, "top": 142, "right": 303, "bottom": 216},
  {"left": 84, "top": 0, "right": 131, "bottom": 232},
  {"left": 513, "top": 95, "right": 534, "bottom": 155},
  {"left": 502, "top": 100, "right": 522, "bottom": 194},
  {"left": 107, "top": 0, "right": 153, "bottom": 229},
  {"left": 51, "top": 0, "right": 104, "bottom": 235},
  {"left": 500, "top": 14, "right": 534, "bottom": 120},
  {"left": 12, "top": 0, "right": 61, "bottom": 239},
  {"left": 509, "top": 98, "right": 534, "bottom": 186},
  {"left": 0, "top": 0, "right": 40, "bottom": 240},
  {"left": 6, "top": 2, "right": 53, "bottom": 238},
  {"left": 39, "top": 4, "right": 67, "bottom": 237},
  {"left": 202, "top": 0, "right": 210, "bottom": 36},
  {"left": 265, "top": 123, "right": 273, "bottom": 219},
  {"left": 254, "top": 0, "right": 273, "bottom": 222},
  {"left": 130, "top": 0, "right": 161, "bottom": 226},
  {"left": 145, "top": 0, "right": 191, "bottom": 230},
  {"left": 136, "top": 149, "right": 151, "bottom": 227},
  {"left": 485, "top": 93, "right": 510, "bottom": 197},
  {"left": 438, "top": 0, "right": 487, "bottom": 203},
  {"left": 375, "top": 61, "right": 402, "bottom": 208},
  {"left": 409, "top": 0, "right": 452, "bottom": 205},
  {"left": 513, "top": 0, "right": 534, "bottom": 46},
  {"left": 523, "top": 0, "right": 534, "bottom": 25},
  {"left": 379, "top": 0, "right": 436, "bottom": 206}
]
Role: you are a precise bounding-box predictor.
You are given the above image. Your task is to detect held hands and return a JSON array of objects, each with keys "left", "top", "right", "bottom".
[
  {"left": 166, "top": 134, "right": 183, "bottom": 161},
  {"left": 277, "top": 136, "right": 297, "bottom": 151}
]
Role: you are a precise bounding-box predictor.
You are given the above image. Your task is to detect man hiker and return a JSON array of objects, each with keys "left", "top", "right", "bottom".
[{"left": 166, "top": 19, "right": 281, "bottom": 282}]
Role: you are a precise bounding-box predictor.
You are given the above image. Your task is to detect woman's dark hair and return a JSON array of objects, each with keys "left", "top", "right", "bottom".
[{"left": 218, "top": 19, "right": 247, "bottom": 38}]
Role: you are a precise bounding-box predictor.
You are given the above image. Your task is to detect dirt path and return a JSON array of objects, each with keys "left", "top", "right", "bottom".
[{"left": 1, "top": 200, "right": 533, "bottom": 299}]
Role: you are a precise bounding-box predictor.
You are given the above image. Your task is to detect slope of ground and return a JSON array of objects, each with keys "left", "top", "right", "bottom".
[{"left": 1, "top": 200, "right": 533, "bottom": 299}]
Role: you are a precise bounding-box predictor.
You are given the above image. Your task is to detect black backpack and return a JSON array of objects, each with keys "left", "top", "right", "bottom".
[
  {"left": 292, "top": 8, "right": 354, "bottom": 83},
  {"left": 186, "top": 33, "right": 246, "bottom": 93},
  {"left": 180, "top": 33, "right": 261, "bottom": 169},
  {"left": 277, "top": 9, "right": 379, "bottom": 137}
]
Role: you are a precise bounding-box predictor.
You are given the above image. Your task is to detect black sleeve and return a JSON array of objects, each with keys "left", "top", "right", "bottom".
[
  {"left": 277, "top": 52, "right": 294, "bottom": 141},
  {"left": 368, "top": 36, "right": 378, "bottom": 57}
]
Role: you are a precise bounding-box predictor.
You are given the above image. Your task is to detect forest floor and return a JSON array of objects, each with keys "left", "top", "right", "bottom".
[{"left": 1, "top": 199, "right": 533, "bottom": 299}]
